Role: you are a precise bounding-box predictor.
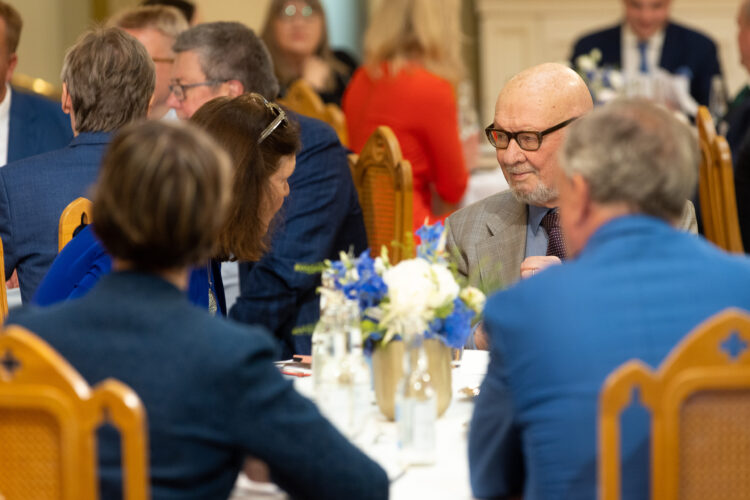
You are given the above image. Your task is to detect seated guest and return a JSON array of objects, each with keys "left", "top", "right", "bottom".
[
  {"left": 0, "top": 1, "right": 71, "bottom": 165},
  {"left": 6, "top": 120, "right": 389, "bottom": 500},
  {"left": 469, "top": 98, "right": 750, "bottom": 500},
  {"left": 724, "top": 0, "right": 750, "bottom": 156},
  {"left": 34, "top": 93, "right": 299, "bottom": 314},
  {"left": 261, "top": 0, "right": 357, "bottom": 106},
  {"left": 165, "top": 22, "right": 367, "bottom": 357},
  {"left": 109, "top": 5, "right": 188, "bottom": 119},
  {"left": 571, "top": 0, "right": 721, "bottom": 108},
  {"left": 0, "top": 27, "right": 154, "bottom": 303},
  {"left": 446, "top": 63, "right": 697, "bottom": 349},
  {"left": 343, "top": 0, "right": 468, "bottom": 230}
]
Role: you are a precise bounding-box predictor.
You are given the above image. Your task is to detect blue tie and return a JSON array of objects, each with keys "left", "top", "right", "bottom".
[{"left": 637, "top": 40, "right": 649, "bottom": 74}]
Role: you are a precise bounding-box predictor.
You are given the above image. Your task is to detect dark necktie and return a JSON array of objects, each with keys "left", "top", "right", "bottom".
[
  {"left": 540, "top": 208, "right": 567, "bottom": 260},
  {"left": 637, "top": 40, "right": 649, "bottom": 74}
]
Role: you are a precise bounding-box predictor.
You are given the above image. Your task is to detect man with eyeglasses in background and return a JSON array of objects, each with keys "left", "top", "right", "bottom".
[
  {"left": 445, "top": 63, "right": 697, "bottom": 350},
  {"left": 166, "top": 22, "right": 367, "bottom": 359},
  {"left": 109, "top": 5, "right": 188, "bottom": 120}
]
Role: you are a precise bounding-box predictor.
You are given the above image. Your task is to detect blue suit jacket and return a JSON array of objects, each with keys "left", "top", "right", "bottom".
[
  {"left": 7, "top": 271, "right": 388, "bottom": 500},
  {"left": 229, "top": 113, "right": 367, "bottom": 358},
  {"left": 32, "top": 224, "right": 227, "bottom": 314},
  {"left": 0, "top": 132, "right": 111, "bottom": 302},
  {"left": 571, "top": 22, "right": 721, "bottom": 107},
  {"left": 470, "top": 216, "right": 750, "bottom": 500},
  {"left": 7, "top": 87, "right": 72, "bottom": 164}
]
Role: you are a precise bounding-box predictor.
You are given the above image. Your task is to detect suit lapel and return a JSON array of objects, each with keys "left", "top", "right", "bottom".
[{"left": 475, "top": 195, "right": 527, "bottom": 291}]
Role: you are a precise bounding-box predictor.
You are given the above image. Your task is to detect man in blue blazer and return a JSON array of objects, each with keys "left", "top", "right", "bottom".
[
  {"left": 469, "top": 99, "right": 750, "bottom": 500},
  {"left": 0, "top": 2, "right": 71, "bottom": 165},
  {"left": 571, "top": 0, "right": 721, "bottom": 107},
  {"left": 166, "top": 22, "right": 367, "bottom": 358},
  {"left": 0, "top": 28, "right": 155, "bottom": 302}
]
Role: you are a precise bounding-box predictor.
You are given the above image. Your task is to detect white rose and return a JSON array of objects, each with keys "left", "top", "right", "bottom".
[
  {"left": 427, "top": 263, "right": 460, "bottom": 309},
  {"left": 608, "top": 70, "right": 624, "bottom": 89},
  {"left": 576, "top": 55, "right": 596, "bottom": 72},
  {"left": 460, "top": 286, "right": 486, "bottom": 315},
  {"left": 382, "top": 259, "right": 433, "bottom": 317}
]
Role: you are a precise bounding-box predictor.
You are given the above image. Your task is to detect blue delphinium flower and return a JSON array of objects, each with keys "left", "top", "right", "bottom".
[
  {"left": 354, "top": 250, "right": 388, "bottom": 312},
  {"left": 441, "top": 298, "right": 474, "bottom": 348},
  {"left": 416, "top": 221, "right": 444, "bottom": 262}
]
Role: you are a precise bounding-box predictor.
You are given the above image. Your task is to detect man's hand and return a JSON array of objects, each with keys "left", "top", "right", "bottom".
[
  {"left": 519, "top": 255, "right": 562, "bottom": 280},
  {"left": 474, "top": 321, "right": 489, "bottom": 350},
  {"left": 6, "top": 270, "right": 18, "bottom": 289}
]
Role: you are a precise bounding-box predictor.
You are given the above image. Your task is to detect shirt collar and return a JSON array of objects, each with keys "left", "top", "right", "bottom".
[
  {"left": 528, "top": 204, "right": 554, "bottom": 235},
  {"left": 0, "top": 84, "right": 12, "bottom": 122},
  {"left": 623, "top": 22, "right": 665, "bottom": 51}
]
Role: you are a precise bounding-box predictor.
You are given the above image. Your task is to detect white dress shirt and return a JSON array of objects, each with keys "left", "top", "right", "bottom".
[
  {"left": 621, "top": 25, "right": 665, "bottom": 78},
  {"left": 0, "top": 84, "right": 12, "bottom": 166}
]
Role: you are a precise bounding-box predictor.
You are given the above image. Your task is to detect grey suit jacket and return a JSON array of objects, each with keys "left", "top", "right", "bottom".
[{"left": 446, "top": 190, "right": 698, "bottom": 293}]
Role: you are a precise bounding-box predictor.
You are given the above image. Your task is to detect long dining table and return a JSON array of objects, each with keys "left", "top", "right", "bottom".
[{"left": 230, "top": 350, "right": 490, "bottom": 500}]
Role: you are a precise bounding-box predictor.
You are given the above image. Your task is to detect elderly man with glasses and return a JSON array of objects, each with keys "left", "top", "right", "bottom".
[{"left": 445, "top": 63, "right": 697, "bottom": 350}]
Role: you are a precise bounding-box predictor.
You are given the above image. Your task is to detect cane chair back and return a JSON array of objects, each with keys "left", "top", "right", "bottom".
[
  {"left": 599, "top": 308, "right": 750, "bottom": 500},
  {"left": 348, "top": 126, "right": 414, "bottom": 264},
  {"left": 278, "top": 79, "right": 349, "bottom": 146},
  {"left": 0, "top": 325, "right": 149, "bottom": 500},
  {"left": 59, "top": 197, "right": 92, "bottom": 252}
]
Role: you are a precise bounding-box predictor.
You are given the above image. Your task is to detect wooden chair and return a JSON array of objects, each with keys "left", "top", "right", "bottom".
[
  {"left": 58, "top": 197, "right": 92, "bottom": 252},
  {"left": 599, "top": 308, "right": 750, "bottom": 500},
  {"left": 0, "top": 325, "right": 149, "bottom": 500},
  {"left": 278, "top": 79, "right": 349, "bottom": 146},
  {"left": 348, "top": 126, "right": 414, "bottom": 264},
  {"left": 695, "top": 106, "right": 744, "bottom": 253}
]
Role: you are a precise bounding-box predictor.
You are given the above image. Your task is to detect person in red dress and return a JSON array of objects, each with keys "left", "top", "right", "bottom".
[{"left": 343, "top": 0, "right": 469, "bottom": 231}]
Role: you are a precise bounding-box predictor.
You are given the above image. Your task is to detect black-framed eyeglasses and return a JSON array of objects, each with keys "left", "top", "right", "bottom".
[
  {"left": 485, "top": 117, "right": 578, "bottom": 151},
  {"left": 168, "top": 80, "right": 227, "bottom": 101},
  {"left": 254, "top": 94, "right": 289, "bottom": 144}
]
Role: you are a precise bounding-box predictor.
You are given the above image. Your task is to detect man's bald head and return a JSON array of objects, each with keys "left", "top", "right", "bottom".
[{"left": 491, "top": 63, "right": 592, "bottom": 207}]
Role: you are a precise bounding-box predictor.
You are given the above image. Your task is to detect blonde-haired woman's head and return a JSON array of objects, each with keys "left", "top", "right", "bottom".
[
  {"left": 92, "top": 120, "right": 232, "bottom": 272},
  {"left": 363, "top": 0, "right": 463, "bottom": 86}
]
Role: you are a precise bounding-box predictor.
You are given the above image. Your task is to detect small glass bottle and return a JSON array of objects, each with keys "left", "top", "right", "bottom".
[
  {"left": 395, "top": 321, "right": 437, "bottom": 465},
  {"left": 343, "top": 299, "right": 371, "bottom": 439}
]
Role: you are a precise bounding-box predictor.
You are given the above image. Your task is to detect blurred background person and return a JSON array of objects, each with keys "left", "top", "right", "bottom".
[
  {"left": 343, "top": 0, "right": 468, "bottom": 231},
  {"left": 8, "top": 119, "right": 388, "bottom": 500},
  {"left": 261, "top": 0, "right": 357, "bottom": 106},
  {"left": 35, "top": 93, "right": 299, "bottom": 317},
  {"left": 109, "top": 5, "right": 188, "bottom": 119},
  {"left": 724, "top": 0, "right": 750, "bottom": 156},
  {"left": 141, "top": 0, "right": 197, "bottom": 26},
  {"left": 0, "top": 0, "right": 71, "bottom": 166}
]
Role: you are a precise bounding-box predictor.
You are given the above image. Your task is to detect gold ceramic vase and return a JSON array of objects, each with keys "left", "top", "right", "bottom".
[{"left": 371, "top": 338, "right": 452, "bottom": 420}]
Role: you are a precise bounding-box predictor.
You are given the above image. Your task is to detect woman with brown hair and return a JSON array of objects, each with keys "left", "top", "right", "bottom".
[
  {"left": 261, "top": 0, "right": 357, "bottom": 105},
  {"left": 34, "top": 93, "right": 300, "bottom": 314}
]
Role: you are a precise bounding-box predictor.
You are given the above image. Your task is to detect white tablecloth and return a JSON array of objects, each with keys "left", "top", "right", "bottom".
[{"left": 231, "top": 350, "right": 489, "bottom": 500}]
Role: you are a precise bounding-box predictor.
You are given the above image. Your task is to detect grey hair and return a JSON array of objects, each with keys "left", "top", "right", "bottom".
[
  {"left": 60, "top": 28, "right": 155, "bottom": 133},
  {"left": 173, "top": 22, "right": 280, "bottom": 100},
  {"left": 561, "top": 98, "right": 698, "bottom": 221}
]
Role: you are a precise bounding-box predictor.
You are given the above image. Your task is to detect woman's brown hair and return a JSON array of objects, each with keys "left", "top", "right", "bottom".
[
  {"left": 92, "top": 120, "right": 232, "bottom": 271},
  {"left": 190, "top": 93, "right": 301, "bottom": 261}
]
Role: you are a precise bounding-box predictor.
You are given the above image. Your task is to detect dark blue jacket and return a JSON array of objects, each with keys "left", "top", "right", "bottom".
[
  {"left": 7, "top": 271, "right": 389, "bottom": 500},
  {"left": 7, "top": 87, "right": 72, "bottom": 163},
  {"left": 571, "top": 22, "right": 722, "bottom": 107},
  {"left": 470, "top": 216, "right": 750, "bottom": 500},
  {"left": 0, "top": 132, "right": 111, "bottom": 302},
  {"left": 229, "top": 113, "right": 367, "bottom": 358}
]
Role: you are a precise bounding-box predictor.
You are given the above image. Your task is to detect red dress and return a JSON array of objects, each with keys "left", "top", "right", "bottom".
[{"left": 343, "top": 64, "right": 468, "bottom": 231}]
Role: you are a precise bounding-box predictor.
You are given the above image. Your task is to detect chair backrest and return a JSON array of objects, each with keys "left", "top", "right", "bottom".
[
  {"left": 599, "top": 308, "right": 750, "bottom": 500},
  {"left": 278, "top": 79, "right": 349, "bottom": 146},
  {"left": 0, "top": 325, "right": 149, "bottom": 500},
  {"left": 59, "top": 197, "right": 92, "bottom": 252},
  {"left": 695, "top": 106, "right": 744, "bottom": 253},
  {"left": 348, "top": 126, "right": 414, "bottom": 264}
]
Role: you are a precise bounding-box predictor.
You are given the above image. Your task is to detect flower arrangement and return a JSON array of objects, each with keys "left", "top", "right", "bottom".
[
  {"left": 322, "top": 222, "right": 485, "bottom": 351},
  {"left": 573, "top": 48, "right": 624, "bottom": 106}
]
